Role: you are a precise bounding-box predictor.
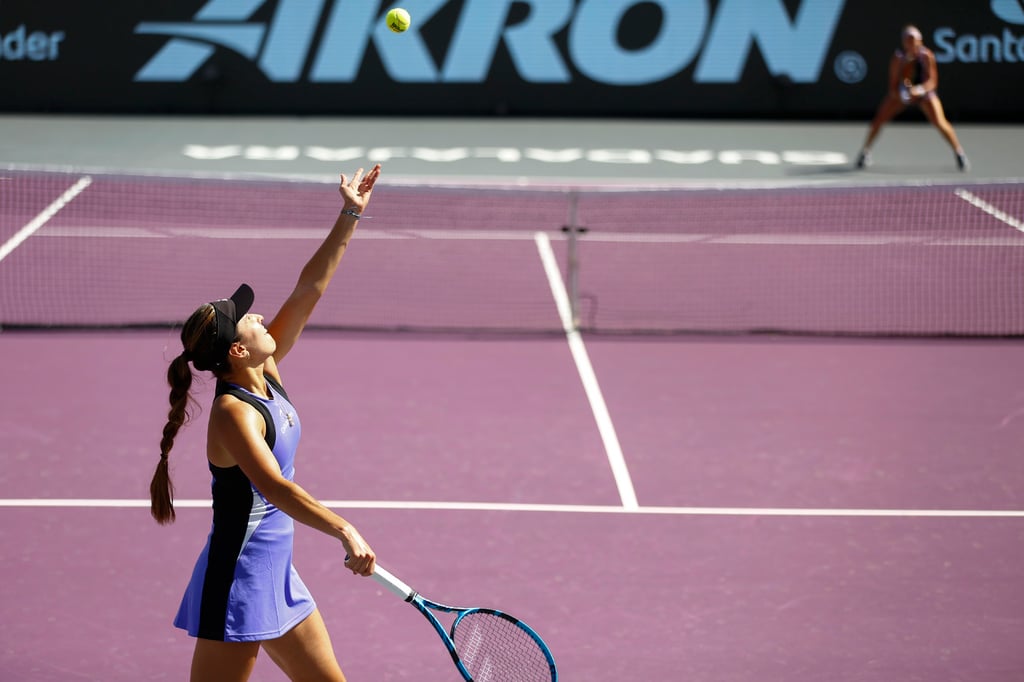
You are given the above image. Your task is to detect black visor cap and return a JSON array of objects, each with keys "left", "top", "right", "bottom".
[{"left": 191, "top": 284, "right": 254, "bottom": 371}]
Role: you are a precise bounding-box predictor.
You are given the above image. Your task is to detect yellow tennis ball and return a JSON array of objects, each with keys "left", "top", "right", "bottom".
[{"left": 386, "top": 8, "right": 411, "bottom": 33}]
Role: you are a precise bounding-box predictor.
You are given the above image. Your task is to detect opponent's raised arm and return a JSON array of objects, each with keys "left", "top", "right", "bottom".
[{"left": 269, "top": 164, "right": 382, "bottom": 361}]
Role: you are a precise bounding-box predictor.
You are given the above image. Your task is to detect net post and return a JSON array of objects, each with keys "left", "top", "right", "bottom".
[{"left": 561, "top": 191, "right": 587, "bottom": 332}]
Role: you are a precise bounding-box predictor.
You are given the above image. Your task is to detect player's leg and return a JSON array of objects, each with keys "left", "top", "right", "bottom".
[
  {"left": 919, "top": 95, "right": 969, "bottom": 170},
  {"left": 857, "top": 95, "right": 905, "bottom": 167},
  {"left": 261, "top": 608, "right": 347, "bottom": 682},
  {"left": 189, "top": 639, "right": 261, "bottom": 682}
]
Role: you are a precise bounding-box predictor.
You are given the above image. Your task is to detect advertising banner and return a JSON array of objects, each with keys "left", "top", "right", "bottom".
[{"left": 2, "top": 0, "right": 1022, "bottom": 118}]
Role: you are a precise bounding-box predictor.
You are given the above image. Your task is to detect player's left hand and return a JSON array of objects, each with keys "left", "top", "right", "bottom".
[{"left": 339, "top": 164, "right": 382, "bottom": 214}]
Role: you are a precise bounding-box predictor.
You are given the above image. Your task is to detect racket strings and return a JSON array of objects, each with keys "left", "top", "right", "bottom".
[{"left": 452, "top": 611, "right": 553, "bottom": 682}]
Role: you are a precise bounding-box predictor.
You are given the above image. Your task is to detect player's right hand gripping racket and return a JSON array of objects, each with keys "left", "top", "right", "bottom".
[{"left": 371, "top": 563, "right": 558, "bottom": 681}]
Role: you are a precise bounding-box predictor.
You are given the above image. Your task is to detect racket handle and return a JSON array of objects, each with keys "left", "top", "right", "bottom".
[
  {"left": 345, "top": 554, "right": 416, "bottom": 601},
  {"left": 371, "top": 564, "right": 417, "bottom": 602}
]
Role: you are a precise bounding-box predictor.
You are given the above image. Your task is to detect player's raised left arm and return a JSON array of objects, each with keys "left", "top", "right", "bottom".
[{"left": 269, "top": 164, "right": 382, "bottom": 362}]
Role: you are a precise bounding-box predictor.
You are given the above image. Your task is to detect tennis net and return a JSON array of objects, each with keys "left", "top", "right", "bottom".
[{"left": 2, "top": 167, "right": 1022, "bottom": 337}]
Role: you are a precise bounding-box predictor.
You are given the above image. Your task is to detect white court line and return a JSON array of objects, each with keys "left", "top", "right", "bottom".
[
  {"left": 1, "top": 498, "right": 1022, "bottom": 518},
  {"left": 955, "top": 188, "right": 1024, "bottom": 232},
  {"left": 534, "top": 232, "right": 639, "bottom": 510},
  {"left": 0, "top": 176, "right": 92, "bottom": 264}
]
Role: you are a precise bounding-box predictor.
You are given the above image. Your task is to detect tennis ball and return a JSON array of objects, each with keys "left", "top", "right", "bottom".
[{"left": 385, "top": 8, "right": 411, "bottom": 33}]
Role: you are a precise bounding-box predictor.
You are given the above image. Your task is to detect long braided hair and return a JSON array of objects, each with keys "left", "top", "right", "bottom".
[{"left": 149, "top": 305, "right": 218, "bottom": 524}]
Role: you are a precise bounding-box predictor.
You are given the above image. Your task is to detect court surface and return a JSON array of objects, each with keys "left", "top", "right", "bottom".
[{"left": 2, "top": 114, "right": 1024, "bottom": 681}]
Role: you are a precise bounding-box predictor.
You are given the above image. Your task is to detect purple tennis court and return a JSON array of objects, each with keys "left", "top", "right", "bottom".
[{"left": 2, "top": 156, "right": 1024, "bottom": 681}]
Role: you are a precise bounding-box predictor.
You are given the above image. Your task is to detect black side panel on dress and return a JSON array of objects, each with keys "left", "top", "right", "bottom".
[
  {"left": 197, "top": 375, "right": 290, "bottom": 640},
  {"left": 197, "top": 464, "right": 253, "bottom": 640}
]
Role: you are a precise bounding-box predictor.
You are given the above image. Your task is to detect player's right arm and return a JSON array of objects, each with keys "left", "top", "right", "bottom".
[
  {"left": 208, "top": 397, "right": 376, "bottom": 575},
  {"left": 886, "top": 52, "right": 902, "bottom": 99}
]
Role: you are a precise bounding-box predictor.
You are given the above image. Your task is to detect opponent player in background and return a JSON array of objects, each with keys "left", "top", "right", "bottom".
[
  {"left": 855, "top": 25, "right": 969, "bottom": 171},
  {"left": 149, "top": 165, "right": 382, "bottom": 682}
]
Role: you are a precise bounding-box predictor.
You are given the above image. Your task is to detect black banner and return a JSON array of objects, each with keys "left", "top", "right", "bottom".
[{"left": 1, "top": 0, "right": 1022, "bottom": 119}]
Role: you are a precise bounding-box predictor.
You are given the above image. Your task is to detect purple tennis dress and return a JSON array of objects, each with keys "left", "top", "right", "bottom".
[{"left": 174, "top": 376, "right": 316, "bottom": 641}]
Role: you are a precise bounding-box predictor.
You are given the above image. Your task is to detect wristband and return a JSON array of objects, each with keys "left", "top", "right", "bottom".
[{"left": 341, "top": 208, "right": 366, "bottom": 219}]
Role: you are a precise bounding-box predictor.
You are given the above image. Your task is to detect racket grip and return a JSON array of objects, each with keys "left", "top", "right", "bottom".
[
  {"left": 371, "top": 564, "right": 417, "bottom": 601},
  {"left": 345, "top": 554, "right": 415, "bottom": 601}
]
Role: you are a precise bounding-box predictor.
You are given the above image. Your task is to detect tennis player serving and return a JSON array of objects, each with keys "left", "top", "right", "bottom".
[
  {"left": 150, "top": 165, "right": 381, "bottom": 682},
  {"left": 855, "top": 25, "right": 969, "bottom": 171}
]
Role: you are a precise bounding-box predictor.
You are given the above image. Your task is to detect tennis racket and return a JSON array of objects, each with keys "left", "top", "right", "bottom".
[{"left": 370, "top": 562, "right": 558, "bottom": 682}]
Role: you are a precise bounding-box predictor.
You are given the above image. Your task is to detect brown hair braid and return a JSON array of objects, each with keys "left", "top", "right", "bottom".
[{"left": 149, "top": 305, "right": 216, "bottom": 524}]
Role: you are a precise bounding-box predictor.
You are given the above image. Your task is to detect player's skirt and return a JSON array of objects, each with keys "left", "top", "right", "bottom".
[{"left": 174, "top": 501, "right": 316, "bottom": 642}]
